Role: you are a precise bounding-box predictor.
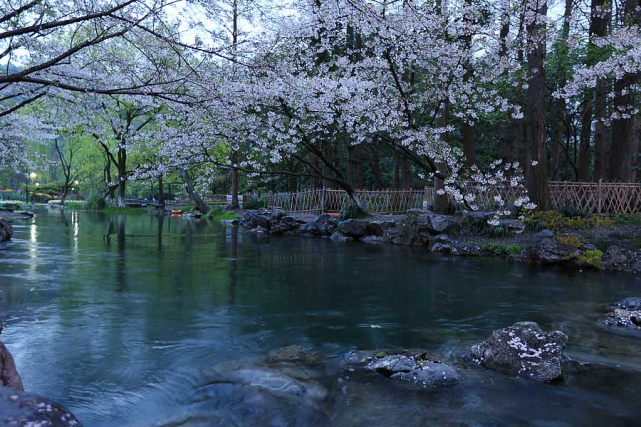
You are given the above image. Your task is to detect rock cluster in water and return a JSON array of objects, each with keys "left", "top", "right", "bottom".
[
  {"left": 0, "top": 219, "right": 12, "bottom": 242},
  {"left": 238, "top": 209, "right": 641, "bottom": 273},
  {"left": 347, "top": 349, "right": 459, "bottom": 388},
  {"left": 0, "top": 321, "right": 81, "bottom": 426},
  {"left": 599, "top": 297, "right": 641, "bottom": 337},
  {"left": 470, "top": 321, "right": 568, "bottom": 382}
]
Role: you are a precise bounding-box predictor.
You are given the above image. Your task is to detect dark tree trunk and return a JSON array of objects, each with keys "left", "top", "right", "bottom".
[
  {"left": 401, "top": 156, "right": 411, "bottom": 190},
  {"left": 393, "top": 153, "right": 401, "bottom": 189},
  {"left": 369, "top": 141, "right": 386, "bottom": 190},
  {"left": 322, "top": 141, "right": 335, "bottom": 189},
  {"left": 230, "top": 150, "right": 239, "bottom": 208},
  {"left": 158, "top": 176, "right": 165, "bottom": 205},
  {"left": 526, "top": 0, "right": 550, "bottom": 209},
  {"left": 348, "top": 143, "right": 365, "bottom": 189},
  {"left": 180, "top": 169, "right": 209, "bottom": 213}
]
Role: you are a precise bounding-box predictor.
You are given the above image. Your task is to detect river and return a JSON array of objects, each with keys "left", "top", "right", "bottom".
[{"left": 1, "top": 209, "right": 640, "bottom": 425}]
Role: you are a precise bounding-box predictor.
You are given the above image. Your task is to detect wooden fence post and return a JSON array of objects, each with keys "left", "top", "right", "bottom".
[{"left": 597, "top": 179, "right": 602, "bottom": 215}]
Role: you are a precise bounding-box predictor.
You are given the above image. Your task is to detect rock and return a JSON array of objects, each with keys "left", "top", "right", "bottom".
[
  {"left": 361, "top": 235, "right": 389, "bottom": 244},
  {"left": 534, "top": 229, "right": 555, "bottom": 239},
  {"left": 330, "top": 232, "right": 354, "bottom": 242},
  {"left": 497, "top": 219, "right": 525, "bottom": 234},
  {"left": 347, "top": 349, "right": 459, "bottom": 389},
  {"left": 408, "top": 210, "right": 461, "bottom": 235},
  {"left": 461, "top": 210, "right": 496, "bottom": 227},
  {"left": 0, "top": 343, "right": 23, "bottom": 391},
  {"left": 240, "top": 209, "right": 271, "bottom": 230},
  {"left": 372, "top": 218, "right": 427, "bottom": 246},
  {"left": 432, "top": 234, "right": 452, "bottom": 244},
  {"left": 527, "top": 236, "right": 579, "bottom": 264},
  {"left": 431, "top": 241, "right": 482, "bottom": 257},
  {"left": 337, "top": 219, "right": 368, "bottom": 238},
  {"left": 470, "top": 321, "right": 568, "bottom": 382},
  {"left": 0, "top": 387, "right": 81, "bottom": 426},
  {"left": 300, "top": 213, "right": 338, "bottom": 237},
  {"left": 220, "top": 219, "right": 239, "bottom": 226},
  {"left": 266, "top": 345, "right": 322, "bottom": 366},
  {"left": 194, "top": 346, "right": 329, "bottom": 425},
  {"left": 0, "top": 219, "right": 12, "bottom": 242},
  {"left": 613, "top": 297, "right": 641, "bottom": 311},
  {"left": 601, "top": 246, "right": 640, "bottom": 273},
  {"left": 270, "top": 215, "right": 300, "bottom": 235}
]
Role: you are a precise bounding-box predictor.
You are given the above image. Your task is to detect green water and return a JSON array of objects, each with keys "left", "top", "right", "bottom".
[{"left": 1, "top": 209, "right": 640, "bottom": 425}]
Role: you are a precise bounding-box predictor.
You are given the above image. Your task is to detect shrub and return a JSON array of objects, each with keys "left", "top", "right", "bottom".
[
  {"left": 613, "top": 213, "right": 641, "bottom": 225},
  {"left": 576, "top": 249, "right": 604, "bottom": 270},
  {"left": 339, "top": 204, "right": 368, "bottom": 221},
  {"left": 524, "top": 210, "right": 613, "bottom": 231},
  {"left": 243, "top": 197, "right": 263, "bottom": 210},
  {"left": 557, "top": 234, "right": 584, "bottom": 248},
  {"left": 84, "top": 193, "right": 106, "bottom": 211}
]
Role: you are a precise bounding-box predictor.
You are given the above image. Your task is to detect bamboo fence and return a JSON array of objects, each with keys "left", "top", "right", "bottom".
[{"left": 261, "top": 181, "right": 641, "bottom": 215}]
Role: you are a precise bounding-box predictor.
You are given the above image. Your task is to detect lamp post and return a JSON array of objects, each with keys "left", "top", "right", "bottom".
[{"left": 26, "top": 172, "right": 37, "bottom": 204}]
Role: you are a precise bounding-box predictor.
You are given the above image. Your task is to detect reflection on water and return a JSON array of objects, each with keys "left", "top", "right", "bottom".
[{"left": 0, "top": 209, "right": 640, "bottom": 425}]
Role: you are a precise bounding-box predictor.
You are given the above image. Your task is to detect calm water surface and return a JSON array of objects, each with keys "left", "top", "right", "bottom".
[{"left": 1, "top": 209, "right": 640, "bottom": 426}]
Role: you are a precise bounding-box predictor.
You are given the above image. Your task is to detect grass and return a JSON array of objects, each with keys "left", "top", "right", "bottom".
[
  {"left": 205, "top": 208, "right": 239, "bottom": 221},
  {"left": 612, "top": 213, "right": 641, "bottom": 225}
]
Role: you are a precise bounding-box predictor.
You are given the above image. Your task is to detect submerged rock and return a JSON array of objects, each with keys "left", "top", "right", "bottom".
[
  {"left": 0, "top": 387, "right": 81, "bottom": 427},
  {"left": 600, "top": 298, "right": 641, "bottom": 337},
  {"left": 470, "top": 322, "right": 568, "bottom": 382},
  {"left": 220, "top": 218, "right": 239, "bottom": 226},
  {"left": 347, "top": 349, "right": 459, "bottom": 388},
  {"left": 0, "top": 219, "right": 12, "bottom": 242},
  {"left": 192, "top": 346, "right": 329, "bottom": 425}
]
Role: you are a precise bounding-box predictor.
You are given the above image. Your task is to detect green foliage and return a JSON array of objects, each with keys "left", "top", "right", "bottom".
[
  {"left": 613, "top": 213, "right": 641, "bottom": 225},
  {"left": 481, "top": 243, "right": 524, "bottom": 256},
  {"left": 524, "top": 210, "right": 613, "bottom": 231},
  {"left": 339, "top": 204, "right": 368, "bottom": 221},
  {"left": 576, "top": 250, "right": 604, "bottom": 270},
  {"left": 205, "top": 208, "right": 238, "bottom": 221},
  {"left": 243, "top": 197, "right": 263, "bottom": 210},
  {"left": 557, "top": 234, "right": 584, "bottom": 248},
  {"left": 84, "top": 193, "right": 106, "bottom": 211},
  {"left": 486, "top": 224, "right": 509, "bottom": 237}
]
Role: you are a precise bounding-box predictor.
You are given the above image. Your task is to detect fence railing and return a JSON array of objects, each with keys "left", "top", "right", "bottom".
[{"left": 261, "top": 181, "right": 641, "bottom": 215}]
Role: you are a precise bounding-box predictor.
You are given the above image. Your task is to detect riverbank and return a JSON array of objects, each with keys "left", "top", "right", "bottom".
[{"left": 237, "top": 208, "right": 641, "bottom": 273}]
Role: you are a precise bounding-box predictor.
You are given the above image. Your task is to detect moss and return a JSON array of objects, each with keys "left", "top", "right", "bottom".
[
  {"left": 613, "top": 213, "right": 641, "bottom": 225},
  {"left": 481, "top": 243, "right": 524, "bottom": 256}
]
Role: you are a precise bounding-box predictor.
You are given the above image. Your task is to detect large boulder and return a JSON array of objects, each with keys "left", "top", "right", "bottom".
[
  {"left": 601, "top": 246, "right": 641, "bottom": 273},
  {"left": 407, "top": 210, "right": 462, "bottom": 235},
  {"left": 240, "top": 209, "right": 272, "bottom": 229},
  {"left": 613, "top": 297, "right": 641, "bottom": 311},
  {"left": 270, "top": 215, "right": 301, "bottom": 236},
  {"left": 300, "top": 213, "right": 338, "bottom": 237},
  {"left": 347, "top": 349, "right": 459, "bottom": 389},
  {"left": 470, "top": 322, "right": 568, "bottom": 382},
  {"left": 0, "top": 219, "right": 12, "bottom": 242},
  {"left": 527, "top": 236, "right": 580, "bottom": 265},
  {"left": 337, "top": 219, "right": 368, "bottom": 238},
  {"left": 497, "top": 219, "right": 526, "bottom": 234},
  {"left": 0, "top": 387, "right": 81, "bottom": 427}
]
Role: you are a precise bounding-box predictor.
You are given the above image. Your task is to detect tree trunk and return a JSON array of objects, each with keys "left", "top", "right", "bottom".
[
  {"left": 322, "top": 141, "right": 335, "bottom": 189},
  {"left": 525, "top": 0, "right": 550, "bottom": 209},
  {"left": 180, "top": 169, "right": 209, "bottom": 213},
  {"left": 369, "top": 142, "right": 386, "bottom": 190},
  {"left": 347, "top": 143, "right": 365, "bottom": 189},
  {"left": 230, "top": 150, "right": 239, "bottom": 208},
  {"left": 393, "top": 153, "right": 401, "bottom": 189},
  {"left": 591, "top": 0, "right": 610, "bottom": 181},
  {"left": 433, "top": 104, "right": 449, "bottom": 213},
  {"left": 158, "top": 176, "right": 165, "bottom": 206},
  {"left": 401, "top": 156, "right": 411, "bottom": 190},
  {"left": 578, "top": 90, "right": 593, "bottom": 181}
]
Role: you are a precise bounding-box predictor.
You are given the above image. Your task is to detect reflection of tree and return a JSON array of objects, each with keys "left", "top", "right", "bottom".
[
  {"left": 228, "top": 226, "right": 238, "bottom": 304},
  {"left": 103, "top": 214, "right": 127, "bottom": 292},
  {"left": 156, "top": 214, "right": 164, "bottom": 256}
]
